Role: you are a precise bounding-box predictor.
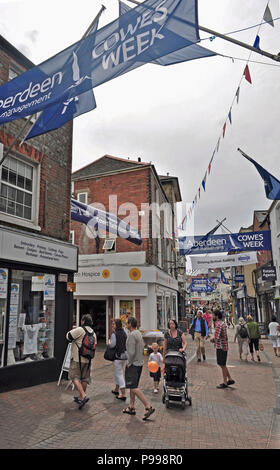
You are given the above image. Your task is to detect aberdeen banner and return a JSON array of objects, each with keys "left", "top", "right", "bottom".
[
  {"left": 70, "top": 199, "right": 142, "bottom": 245},
  {"left": 179, "top": 230, "right": 271, "bottom": 255},
  {"left": 0, "top": 0, "right": 204, "bottom": 125}
]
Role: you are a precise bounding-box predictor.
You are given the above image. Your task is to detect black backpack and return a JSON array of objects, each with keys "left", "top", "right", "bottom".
[{"left": 239, "top": 325, "right": 248, "bottom": 339}]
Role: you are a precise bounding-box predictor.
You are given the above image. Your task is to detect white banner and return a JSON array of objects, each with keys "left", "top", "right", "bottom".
[{"left": 191, "top": 252, "right": 258, "bottom": 270}]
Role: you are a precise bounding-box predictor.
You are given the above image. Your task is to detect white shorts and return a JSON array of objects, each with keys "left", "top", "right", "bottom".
[{"left": 271, "top": 336, "right": 280, "bottom": 348}]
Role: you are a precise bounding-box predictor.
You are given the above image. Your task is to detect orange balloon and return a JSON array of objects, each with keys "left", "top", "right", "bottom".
[{"left": 148, "top": 360, "right": 159, "bottom": 373}]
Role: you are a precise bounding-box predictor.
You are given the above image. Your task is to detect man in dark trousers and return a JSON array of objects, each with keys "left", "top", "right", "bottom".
[{"left": 189, "top": 310, "right": 209, "bottom": 362}]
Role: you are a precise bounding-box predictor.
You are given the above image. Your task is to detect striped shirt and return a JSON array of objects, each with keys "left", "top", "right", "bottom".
[{"left": 214, "top": 320, "right": 228, "bottom": 351}]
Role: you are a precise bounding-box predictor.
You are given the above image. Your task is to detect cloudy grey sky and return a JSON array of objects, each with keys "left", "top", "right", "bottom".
[{"left": 1, "top": 0, "right": 279, "bottom": 235}]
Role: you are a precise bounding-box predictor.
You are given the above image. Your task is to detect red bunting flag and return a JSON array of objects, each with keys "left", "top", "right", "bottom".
[
  {"left": 243, "top": 64, "right": 252, "bottom": 84},
  {"left": 223, "top": 122, "right": 226, "bottom": 138},
  {"left": 208, "top": 161, "right": 211, "bottom": 174},
  {"left": 198, "top": 187, "right": 201, "bottom": 198}
]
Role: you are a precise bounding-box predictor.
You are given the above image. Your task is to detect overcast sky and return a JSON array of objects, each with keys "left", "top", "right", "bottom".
[{"left": 1, "top": 0, "right": 280, "bottom": 236}]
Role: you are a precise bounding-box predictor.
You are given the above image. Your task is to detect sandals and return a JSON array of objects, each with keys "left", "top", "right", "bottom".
[
  {"left": 143, "top": 406, "right": 155, "bottom": 421},
  {"left": 112, "top": 390, "right": 119, "bottom": 395},
  {"left": 122, "top": 406, "right": 136, "bottom": 415},
  {"left": 116, "top": 396, "right": 127, "bottom": 401}
]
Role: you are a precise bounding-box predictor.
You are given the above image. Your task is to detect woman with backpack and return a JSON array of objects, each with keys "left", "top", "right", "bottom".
[
  {"left": 110, "top": 319, "right": 127, "bottom": 401},
  {"left": 234, "top": 317, "right": 249, "bottom": 361}
]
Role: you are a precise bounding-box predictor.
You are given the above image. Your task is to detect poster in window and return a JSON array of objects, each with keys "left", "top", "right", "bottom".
[{"left": 0, "top": 269, "right": 8, "bottom": 299}]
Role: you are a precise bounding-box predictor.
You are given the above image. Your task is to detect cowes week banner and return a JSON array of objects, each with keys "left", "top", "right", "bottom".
[
  {"left": 0, "top": 0, "right": 201, "bottom": 124},
  {"left": 179, "top": 230, "right": 272, "bottom": 255}
]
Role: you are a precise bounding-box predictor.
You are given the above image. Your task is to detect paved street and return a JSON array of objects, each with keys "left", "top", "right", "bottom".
[{"left": 0, "top": 328, "right": 280, "bottom": 450}]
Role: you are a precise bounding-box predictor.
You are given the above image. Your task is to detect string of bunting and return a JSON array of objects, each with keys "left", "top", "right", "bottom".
[{"left": 179, "top": 1, "right": 277, "bottom": 232}]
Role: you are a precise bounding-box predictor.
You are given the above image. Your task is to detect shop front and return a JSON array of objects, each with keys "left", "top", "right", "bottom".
[
  {"left": 74, "top": 262, "right": 179, "bottom": 341},
  {"left": 254, "top": 263, "right": 276, "bottom": 324},
  {"left": 0, "top": 225, "right": 78, "bottom": 392}
]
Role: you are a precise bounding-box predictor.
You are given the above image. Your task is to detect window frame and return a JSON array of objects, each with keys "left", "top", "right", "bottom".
[{"left": 0, "top": 152, "right": 41, "bottom": 231}]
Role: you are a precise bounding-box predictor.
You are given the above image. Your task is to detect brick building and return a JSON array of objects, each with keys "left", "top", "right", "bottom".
[
  {"left": 0, "top": 36, "right": 78, "bottom": 391},
  {"left": 71, "top": 154, "right": 182, "bottom": 342}
]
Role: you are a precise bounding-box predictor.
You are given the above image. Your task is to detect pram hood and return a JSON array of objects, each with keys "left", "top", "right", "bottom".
[{"left": 165, "top": 350, "right": 186, "bottom": 369}]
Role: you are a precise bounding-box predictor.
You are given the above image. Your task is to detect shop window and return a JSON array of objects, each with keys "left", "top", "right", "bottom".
[
  {"left": 0, "top": 155, "right": 38, "bottom": 222},
  {"left": 165, "top": 295, "right": 171, "bottom": 324},
  {"left": 120, "top": 300, "right": 134, "bottom": 328},
  {"left": 0, "top": 269, "right": 8, "bottom": 368},
  {"left": 157, "top": 294, "right": 165, "bottom": 330},
  {"left": 1, "top": 269, "right": 56, "bottom": 367}
]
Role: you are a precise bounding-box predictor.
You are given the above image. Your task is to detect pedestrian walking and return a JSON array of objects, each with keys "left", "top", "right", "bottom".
[
  {"left": 234, "top": 317, "right": 249, "bottom": 361},
  {"left": 268, "top": 315, "right": 280, "bottom": 357},
  {"left": 66, "top": 314, "right": 97, "bottom": 409},
  {"left": 189, "top": 310, "right": 209, "bottom": 362},
  {"left": 246, "top": 315, "right": 261, "bottom": 362},
  {"left": 148, "top": 343, "right": 163, "bottom": 394},
  {"left": 123, "top": 317, "right": 155, "bottom": 420},
  {"left": 110, "top": 319, "right": 127, "bottom": 401},
  {"left": 210, "top": 310, "right": 235, "bottom": 389},
  {"left": 203, "top": 307, "right": 212, "bottom": 333}
]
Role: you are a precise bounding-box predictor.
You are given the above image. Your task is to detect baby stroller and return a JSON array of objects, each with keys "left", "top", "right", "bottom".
[{"left": 162, "top": 350, "right": 192, "bottom": 409}]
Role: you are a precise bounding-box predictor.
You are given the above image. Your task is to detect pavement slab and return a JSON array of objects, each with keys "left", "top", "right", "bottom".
[{"left": 0, "top": 328, "right": 280, "bottom": 450}]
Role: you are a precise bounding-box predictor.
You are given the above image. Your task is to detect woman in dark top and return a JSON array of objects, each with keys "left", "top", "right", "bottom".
[
  {"left": 110, "top": 319, "right": 127, "bottom": 400},
  {"left": 163, "top": 319, "right": 187, "bottom": 362}
]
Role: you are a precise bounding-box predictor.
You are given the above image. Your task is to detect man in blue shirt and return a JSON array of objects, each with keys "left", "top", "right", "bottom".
[{"left": 189, "top": 310, "right": 209, "bottom": 362}]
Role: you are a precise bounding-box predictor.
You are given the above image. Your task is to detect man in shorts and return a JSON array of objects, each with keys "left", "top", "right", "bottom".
[
  {"left": 66, "top": 314, "right": 96, "bottom": 409},
  {"left": 210, "top": 310, "right": 235, "bottom": 389},
  {"left": 123, "top": 317, "right": 155, "bottom": 420}
]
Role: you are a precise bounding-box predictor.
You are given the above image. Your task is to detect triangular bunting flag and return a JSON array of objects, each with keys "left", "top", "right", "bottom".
[
  {"left": 236, "top": 86, "right": 240, "bottom": 103},
  {"left": 223, "top": 122, "right": 226, "bottom": 138},
  {"left": 208, "top": 161, "right": 212, "bottom": 175},
  {"left": 228, "top": 109, "right": 232, "bottom": 124},
  {"left": 202, "top": 172, "right": 207, "bottom": 191},
  {"left": 198, "top": 187, "right": 201, "bottom": 198},
  {"left": 216, "top": 138, "right": 220, "bottom": 152},
  {"left": 263, "top": 4, "right": 274, "bottom": 27},
  {"left": 253, "top": 35, "right": 260, "bottom": 50},
  {"left": 244, "top": 64, "right": 252, "bottom": 84}
]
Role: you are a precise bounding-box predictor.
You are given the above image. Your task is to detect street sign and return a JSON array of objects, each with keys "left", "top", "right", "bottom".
[{"left": 235, "top": 274, "right": 244, "bottom": 283}]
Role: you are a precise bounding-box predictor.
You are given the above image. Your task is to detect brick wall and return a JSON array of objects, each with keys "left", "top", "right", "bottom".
[{"left": 72, "top": 167, "right": 151, "bottom": 256}]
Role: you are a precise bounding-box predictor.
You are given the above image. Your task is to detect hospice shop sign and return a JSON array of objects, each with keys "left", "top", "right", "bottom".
[
  {"left": 179, "top": 231, "right": 271, "bottom": 255},
  {"left": 0, "top": 0, "right": 199, "bottom": 124}
]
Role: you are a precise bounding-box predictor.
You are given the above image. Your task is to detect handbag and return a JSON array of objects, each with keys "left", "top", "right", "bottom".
[{"left": 104, "top": 345, "right": 116, "bottom": 361}]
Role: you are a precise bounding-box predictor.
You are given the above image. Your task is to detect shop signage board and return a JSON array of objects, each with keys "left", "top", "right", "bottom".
[
  {"left": 261, "top": 266, "right": 277, "bottom": 282},
  {"left": 57, "top": 343, "right": 72, "bottom": 387},
  {"left": 0, "top": 227, "right": 78, "bottom": 271},
  {"left": 235, "top": 274, "right": 245, "bottom": 283}
]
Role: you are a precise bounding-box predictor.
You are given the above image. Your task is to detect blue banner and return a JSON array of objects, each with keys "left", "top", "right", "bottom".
[
  {"left": 119, "top": 0, "right": 216, "bottom": 66},
  {"left": 188, "top": 278, "right": 214, "bottom": 292},
  {"left": 179, "top": 230, "right": 272, "bottom": 255},
  {"left": 25, "top": 18, "right": 100, "bottom": 139},
  {"left": 71, "top": 199, "right": 142, "bottom": 245},
  {"left": 0, "top": 0, "right": 201, "bottom": 125}
]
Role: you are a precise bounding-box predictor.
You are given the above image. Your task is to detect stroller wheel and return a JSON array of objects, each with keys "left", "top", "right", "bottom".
[
  {"left": 188, "top": 396, "right": 192, "bottom": 406},
  {"left": 165, "top": 398, "right": 170, "bottom": 408},
  {"left": 181, "top": 400, "right": 186, "bottom": 410}
]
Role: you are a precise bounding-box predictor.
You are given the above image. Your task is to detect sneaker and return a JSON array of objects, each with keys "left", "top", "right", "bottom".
[
  {"left": 227, "top": 380, "right": 235, "bottom": 386},
  {"left": 216, "top": 383, "right": 228, "bottom": 389},
  {"left": 153, "top": 389, "right": 158, "bottom": 394}
]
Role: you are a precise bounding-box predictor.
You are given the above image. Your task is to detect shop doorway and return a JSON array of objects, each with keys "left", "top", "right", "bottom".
[{"left": 80, "top": 300, "right": 107, "bottom": 344}]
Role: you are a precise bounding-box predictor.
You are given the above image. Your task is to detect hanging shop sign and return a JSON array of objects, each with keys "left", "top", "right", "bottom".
[{"left": 261, "top": 266, "right": 277, "bottom": 282}]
